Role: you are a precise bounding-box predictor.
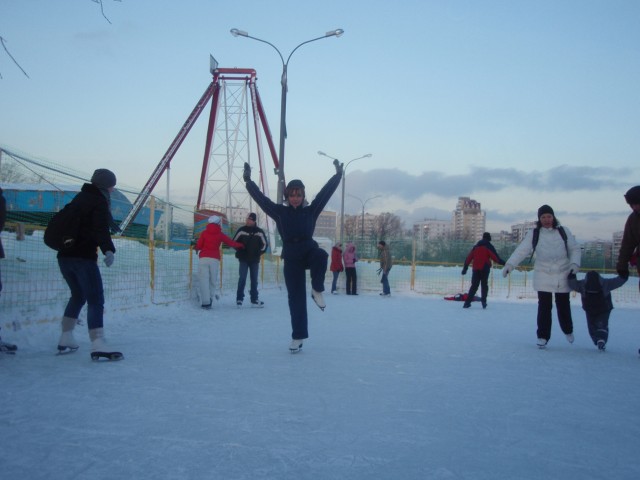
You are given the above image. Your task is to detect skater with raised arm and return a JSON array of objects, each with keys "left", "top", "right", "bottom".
[{"left": 243, "top": 160, "right": 342, "bottom": 353}]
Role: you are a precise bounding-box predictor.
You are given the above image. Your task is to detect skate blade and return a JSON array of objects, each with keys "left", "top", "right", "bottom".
[
  {"left": 57, "top": 345, "right": 79, "bottom": 354},
  {"left": 91, "top": 351, "right": 124, "bottom": 362}
]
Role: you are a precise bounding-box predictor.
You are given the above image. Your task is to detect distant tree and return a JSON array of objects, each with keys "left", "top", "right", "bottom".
[{"left": 372, "top": 212, "right": 403, "bottom": 242}]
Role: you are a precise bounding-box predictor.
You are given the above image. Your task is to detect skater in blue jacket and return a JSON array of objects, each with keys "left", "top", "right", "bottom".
[{"left": 243, "top": 161, "right": 342, "bottom": 352}]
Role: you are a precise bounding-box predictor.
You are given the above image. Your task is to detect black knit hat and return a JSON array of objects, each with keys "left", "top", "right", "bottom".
[
  {"left": 482, "top": 232, "right": 491, "bottom": 241},
  {"left": 247, "top": 212, "right": 257, "bottom": 221},
  {"left": 624, "top": 186, "right": 640, "bottom": 205},
  {"left": 537, "top": 204, "right": 554, "bottom": 219},
  {"left": 91, "top": 169, "right": 117, "bottom": 189}
]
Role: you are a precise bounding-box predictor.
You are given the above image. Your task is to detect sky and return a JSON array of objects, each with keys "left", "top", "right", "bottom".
[
  {"left": 3, "top": 257, "right": 640, "bottom": 478},
  {"left": 1, "top": 0, "right": 639, "bottom": 241}
]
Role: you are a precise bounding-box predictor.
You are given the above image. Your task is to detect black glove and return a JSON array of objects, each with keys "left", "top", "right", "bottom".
[
  {"left": 567, "top": 272, "right": 577, "bottom": 280},
  {"left": 333, "top": 159, "right": 343, "bottom": 176},
  {"left": 617, "top": 267, "right": 630, "bottom": 280},
  {"left": 461, "top": 266, "right": 468, "bottom": 275},
  {"left": 243, "top": 162, "right": 251, "bottom": 182}
]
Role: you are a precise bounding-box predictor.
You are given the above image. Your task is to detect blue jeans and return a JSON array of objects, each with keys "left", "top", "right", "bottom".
[
  {"left": 58, "top": 257, "right": 105, "bottom": 330},
  {"left": 331, "top": 271, "right": 340, "bottom": 292},
  {"left": 237, "top": 261, "right": 259, "bottom": 302},
  {"left": 381, "top": 272, "right": 391, "bottom": 295}
]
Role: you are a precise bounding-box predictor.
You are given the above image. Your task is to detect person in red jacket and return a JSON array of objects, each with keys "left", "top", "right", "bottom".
[
  {"left": 195, "top": 215, "right": 244, "bottom": 309},
  {"left": 330, "top": 243, "right": 343, "bottom": 294},
  {"left": 461, "top": 232, "right": 505, "bottom": 309}
]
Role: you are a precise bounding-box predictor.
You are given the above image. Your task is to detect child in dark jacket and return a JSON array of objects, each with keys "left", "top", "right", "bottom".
[
  {"left": 568, "top": 270, "right": 627, "bottom": 350},
  {"left": 243, "top": 161, "right": 342, "bottom": 353}
]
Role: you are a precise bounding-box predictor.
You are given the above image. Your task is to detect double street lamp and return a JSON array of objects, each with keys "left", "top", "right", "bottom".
[
  {"left": 347, "top": 193, "right": 382, "bottom": 244},
  {"left": 231, "top": 28, "right": 344, "bottom": 204},
  {"left": 318, "top": 151, "right": 372, "bottom": 245}
]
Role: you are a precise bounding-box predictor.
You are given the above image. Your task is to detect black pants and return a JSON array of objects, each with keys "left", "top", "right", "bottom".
[
  {"left": 465, "top": 267, "right": 490, "bottom": 306},
  {"left": 536, "top": 291, "right": 573, "bottom": 341},
  {"left": 345, "top": 267, "right": 357, "bottom": 295},
  {"left": 283, "top": 247, "right": 328, "bottom": 340}
]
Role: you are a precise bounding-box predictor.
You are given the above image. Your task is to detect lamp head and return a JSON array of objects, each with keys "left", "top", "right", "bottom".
[
  {"left": 327, "top": 29, "right": 345, "bottom": 38},
  {"left": 230, "top": 28, "right": 248, "bottom": 37}
]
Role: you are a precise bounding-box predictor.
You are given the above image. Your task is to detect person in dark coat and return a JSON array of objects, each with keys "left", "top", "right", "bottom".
[
  {"left": 0, "top": 187, "right": 18, "bottom": 353},
  {"left": 243, "top": 161, "right": 342, "bottom": 353},
  {"left": 55, "top": 169, "right": 122, "bottom": 360},
  {"left": 568, "top": 270, "right": 627, "bottom": 350},
  {"left": 461, "top": 232, "right": 505, "bottom": 309},
  {"left": 342, "top": 242, "right": 358, "bottom": 295},
  {"left": 233, "top": 212, "right": 268, "bottom": 307}
]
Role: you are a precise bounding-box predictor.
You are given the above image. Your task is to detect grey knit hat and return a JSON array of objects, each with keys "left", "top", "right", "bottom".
[{"left": 91, "top": 169, "right": 117, "bottom": 189}]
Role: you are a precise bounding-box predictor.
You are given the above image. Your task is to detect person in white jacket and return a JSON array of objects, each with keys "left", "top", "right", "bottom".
[{"left": 503, "top": 205, "right": 581, "bottom": 348}]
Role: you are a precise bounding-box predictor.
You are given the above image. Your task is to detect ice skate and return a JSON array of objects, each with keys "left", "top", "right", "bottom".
[
  {"left": 311, "top": 290, "right": 325, "bottom": 311},
  {"left": 289, "top": 339, "right": 303, "bottom": 353},
  {"left": 537, "top": 338, "right": 548, "bottom": 349},
  {"left": 565, "top": 333, "right": 575, "bottom": 344},
  {"left": 597, "top": 339, "right": 606, "bottom": 351}
]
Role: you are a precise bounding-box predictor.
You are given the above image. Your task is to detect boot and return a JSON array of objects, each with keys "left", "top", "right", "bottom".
[
  {"left": 89, "top": 327, "right": 123, "bottom": 361},
  {"left": 57, "top": 316, "right": 79, "bottom": 353}
]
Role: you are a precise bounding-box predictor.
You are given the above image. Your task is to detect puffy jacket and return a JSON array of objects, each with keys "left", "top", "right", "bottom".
[
  {"left": 343, "top": 243, "right": 357, "bottom": 268},
  {"left": 330, "top": 245, "right": 343, "bottom": 272},
  {"left": 505, "top": 226, "right": 581, "bottom": 293},
  {"left": 233, "top": 225, "right": 267, "bottom": 263},
  {"left": 56, "top": 183, "right": 115, "bottom": 261},
  {"left": 196, "top": 223, "right": 243, "bottom": 260},
  {"left": 464, "top": 240, "right": 504, "bottom": 271}
]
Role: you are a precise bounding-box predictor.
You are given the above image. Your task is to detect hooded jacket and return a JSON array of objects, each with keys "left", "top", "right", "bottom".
[
  {"left": 464, "top": 239, "right": 504, "bottom": 272},
  {"left": 330, "top": 244, "right": 343, "bottom": 272},
  {"left": 568, "top": 271, "right": 627, "bottom": 315},
  {"left": 56, "top": 183, "right": 115, "bottom": 261},
  {"left": 505, "top": 226, "right": 581, "bottom": 293},
  {"left": 196, "top": 223, "right": 243, "bottom": 260},
  {"left": 343, "top": 243, "right": 357, "bottom": 268}
]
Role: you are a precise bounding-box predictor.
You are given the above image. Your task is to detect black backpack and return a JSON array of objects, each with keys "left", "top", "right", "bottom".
[
  {"left": 529, "top": 226, "right": 568, "bottom": 263},
  {"left": 44, "top": 203, "right": 83, "bottom": 251}
]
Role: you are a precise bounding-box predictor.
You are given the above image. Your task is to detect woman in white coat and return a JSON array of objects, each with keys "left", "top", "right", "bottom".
[{"left": 503, "top": 205, "right": 581, "bottom": 348}]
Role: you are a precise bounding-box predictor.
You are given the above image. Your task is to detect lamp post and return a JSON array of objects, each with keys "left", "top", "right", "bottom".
[
  {"left": 231, "top": 28, "right": 344, "bottom": 204},
  {"left": 318, "top": 151, "right": 372, "bottom": 245},
  {"left": 347, "top": 194, "right": 382, "bottom": 244}
]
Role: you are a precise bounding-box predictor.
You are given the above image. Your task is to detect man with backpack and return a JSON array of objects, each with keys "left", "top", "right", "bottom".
[
  {"left": 503, "top": 205, "right": 581, "bottom": 348},
  {"left": 568, "top": 270, "right": 627, "bottom": 350},
  {"left": 48, "top": 169, "right": 123, "bottom": 361}
]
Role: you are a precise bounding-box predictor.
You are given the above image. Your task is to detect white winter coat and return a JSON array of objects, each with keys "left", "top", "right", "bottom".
[{"left": 505, "top": 227, "right": 581, "bottom": 293}]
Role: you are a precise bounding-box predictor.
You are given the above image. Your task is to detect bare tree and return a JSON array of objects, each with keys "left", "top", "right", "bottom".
[{"left": 372, "top": 212, "right": 403, "bottom": 242}]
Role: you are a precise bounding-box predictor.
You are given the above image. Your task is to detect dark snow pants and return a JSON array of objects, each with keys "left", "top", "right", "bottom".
[
  {"left": 586, "top": 311, "right": 610, "bottom": 345},
  {"left": 345, "top": 267, "right": 357, "bottom": 295},
  {"left": 465, "top": 266, "right": 490, "bottom": 306},
  {"left": 536, "top": 291, "right": 573, "bottom": 341},
  {"left": 283, "top": 247, "right": 328, "bottom": 340}
]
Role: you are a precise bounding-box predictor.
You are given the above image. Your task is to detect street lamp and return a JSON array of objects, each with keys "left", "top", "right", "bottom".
[
  {"left": 231, "top": 28, "right": 344, "bottom": 204},
  {"left": 318, "top": 151, "right": 372, "bottom": 245},
  {"left": 347, "top": 194, "right": 382, "bottom": 244}
]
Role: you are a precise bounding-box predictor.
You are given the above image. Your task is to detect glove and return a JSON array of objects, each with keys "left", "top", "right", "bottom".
[
  {"left": 502, "top": 264, "right": 514, "bottom": 278},
  {"left": 569, "top": 263, "right": 579, "bottom": 275},
  {"left": 617, "top": 267, "right": 629, "bottom": 280},
  {"left": 103, "top": 251, "right": 115, "bottom": 268},
  {"left": 333, "top": 159, "right": 343, "bottom": 176},
  {"left": 461, "top": 266, "right": 468, "bottom": 275},
  {"left": 243, "top": 162, "right": 251, "bottom": 182},
  {"left": 567, "top": 272, "right": 577, "bottom": 280}
]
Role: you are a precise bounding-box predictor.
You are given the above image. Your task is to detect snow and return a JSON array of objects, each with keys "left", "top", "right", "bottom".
[{"left": 2, "top": 286, "right": 640, "bottom": 479}]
